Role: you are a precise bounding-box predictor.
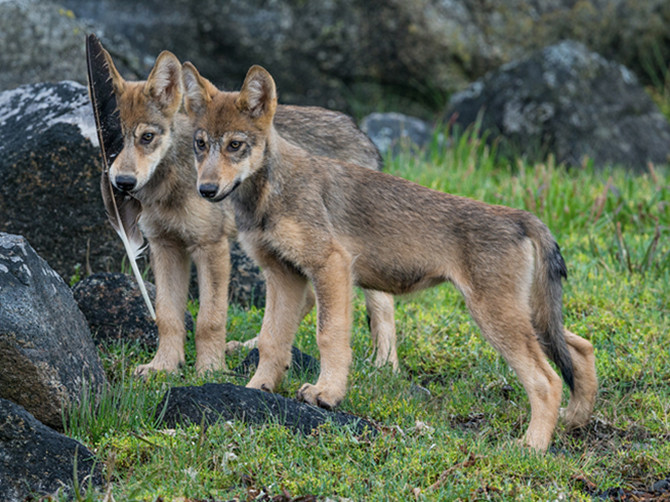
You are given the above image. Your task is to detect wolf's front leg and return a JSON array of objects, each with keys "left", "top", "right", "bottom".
[
  {"left": 246, "top": 263, "right": 309, "bottom": 392},
  {"left": 135, "top": 240, "right": 190, "bottom": 376},
  {"left": 297, "top": 246, "right": 353, "bottom": 409},
  {"left": 192, "top": 239, "right": 231, "bottom": 374}
]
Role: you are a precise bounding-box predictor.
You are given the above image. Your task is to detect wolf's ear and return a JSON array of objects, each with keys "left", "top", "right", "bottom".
[
  {"left": 182, "top": 62, "right": 214, "bottom": 117},
  {"left": 145, "top": 51, "right": 183, "bottom": 112},
  {"left": 100, "top": 46, "right": 126, "bottom": 96},
  {"left": 237, "top": 65, "right": 277, "bottom": 123}
]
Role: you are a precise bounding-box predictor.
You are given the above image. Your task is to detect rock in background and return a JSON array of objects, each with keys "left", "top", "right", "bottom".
[
  {"left": 51, "top": 0, "right": 670, "bottom": 118},
  {"left": 0, "top": 233, "right": 107, "bottom": 430},
  {"left": 0, "top": 0, "right": 143, "bottom": 91},
  {"left": 447, "top": 41, "right": 670, "bottom": 169}
]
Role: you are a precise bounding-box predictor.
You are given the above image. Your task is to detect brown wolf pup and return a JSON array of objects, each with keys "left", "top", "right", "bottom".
[
  {"left": 99, "top": 48, "right": 398, "bottom": 376},
  {"left": 182, "top": 62, "right": 598, "bottom": 451}
]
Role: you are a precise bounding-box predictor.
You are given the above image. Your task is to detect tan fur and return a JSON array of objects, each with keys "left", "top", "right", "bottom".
[
  {"left": 183, "top": 63, "right": 597, "bottom": 451},
  {"left": 100, "top": 48, "right": 398, "bottom": 375}
]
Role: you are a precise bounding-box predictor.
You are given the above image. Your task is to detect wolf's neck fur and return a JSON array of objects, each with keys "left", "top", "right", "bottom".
[{"left": 230, "top": 126, "right": 294, "bottom": 232}]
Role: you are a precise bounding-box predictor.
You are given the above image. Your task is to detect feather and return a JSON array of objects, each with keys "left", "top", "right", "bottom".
[{"left": 86, "top": 33, "right": 156, "bottom": 320}]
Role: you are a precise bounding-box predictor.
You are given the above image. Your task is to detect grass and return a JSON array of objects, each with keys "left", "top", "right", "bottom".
[{"left": 60, "top": 125, "right": 669, "bottom": 501}]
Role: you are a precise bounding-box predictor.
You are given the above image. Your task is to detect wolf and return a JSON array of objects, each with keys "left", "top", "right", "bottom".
[
  {"left": 181, "top": 62, "right": 598, "bottom": 451},
  {"left": 98, "top": 47, "right": 398, "bottom": 376}
]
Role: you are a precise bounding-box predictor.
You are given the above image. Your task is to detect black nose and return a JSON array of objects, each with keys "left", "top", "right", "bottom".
[
  {"left": 199, "top": 183, "right": 219, "bottom": 199},
  {"left": 115, "top": 175, "right": 137, "bottom": 192}
]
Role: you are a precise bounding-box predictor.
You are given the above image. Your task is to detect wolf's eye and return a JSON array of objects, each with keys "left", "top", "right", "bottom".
[
  {"left": 195, "top": 137, "right": 207, "bottom": 152},
  {"left": 140, "top": 132, "right": 154, "bottom": 145},
  {"left": 227, "top": 141, "right": 242, "bottom": 152}
]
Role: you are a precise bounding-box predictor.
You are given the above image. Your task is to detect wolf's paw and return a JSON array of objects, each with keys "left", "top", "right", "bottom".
[
  {"left": 559, "top": 405, "right": 592, "bottom": 431},
  {"left": 373, "top": 350, "right": 400, "bottom": 371},
  {"left": 134, "top": 357, "right": 182, "bottom": 377},
  {"left": 296, "top": 383, "right": 344, "bottom": 410},
  {"left": 225, "top": 336, "right": 259, "bottom": 354},
  {"left": 246, "top": 375, "right": 276, "bottom": 393}
]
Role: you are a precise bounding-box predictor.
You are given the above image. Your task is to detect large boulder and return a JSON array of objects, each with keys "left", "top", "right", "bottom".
[
  {"left": 0, "top": 0, "right": 143, "bottom": 92},
  {"left": 0, "top": 80, "right": 128, "bottom": 282},
  {"left": 0, "top": 81, "right": 266, "bottom": 306},
  {"left": 0, "top": 233, "right": 107, "bottom": 430},
  {"left": 57, "top": 0, "right": 670, "bottom": 116},
  {"left": 447, "top": 41, "right": 670, "bottom": 169},
  {"left": 0, "top": 398, "right": 103, "bottom": 502}
]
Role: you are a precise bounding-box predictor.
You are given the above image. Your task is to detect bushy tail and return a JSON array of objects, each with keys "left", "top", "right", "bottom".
[{"left": 527, "top": 219, "right": 574, "bottom": 391}]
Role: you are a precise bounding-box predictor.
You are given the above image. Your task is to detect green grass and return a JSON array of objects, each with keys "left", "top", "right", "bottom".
[{"left": 62, "top": 126, "right": 669, "bottom": 501}]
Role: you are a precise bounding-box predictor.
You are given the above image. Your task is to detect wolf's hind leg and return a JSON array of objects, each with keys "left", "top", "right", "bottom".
[
  {"left": 468, "top": 296, "right": 563, "bottom": 452},
  {"left": 192, "top": 239, "right": 231, "bottom": 374},
  {"left": 247, "top": 263, "right": 309, "bottom": 392},
  {"left": 363, "top": 289, "right": 398, "bottom": 370},
  {"left": 135, "top": 240, "right": 190, "bottom": 376},
  {"left": 561, "top": 329, "right": 597, "bottom": 429}
]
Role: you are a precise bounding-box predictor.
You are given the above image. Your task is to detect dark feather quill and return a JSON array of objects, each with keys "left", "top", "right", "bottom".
[{"left": 86, "top": 33, "right": 156, "bottom": 320}]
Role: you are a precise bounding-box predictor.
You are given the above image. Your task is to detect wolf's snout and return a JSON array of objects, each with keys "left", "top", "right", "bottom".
[
  {"left": 199, "top": 183, "right": 219, "bottom": 199},
  {"left": 115, "top": 175, "right": 137, "bottom": 192}
]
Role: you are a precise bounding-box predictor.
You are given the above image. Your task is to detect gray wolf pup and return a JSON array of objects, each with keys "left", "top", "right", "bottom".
[
  {"left": 99, "top": 48, "right": 398, "bottom": 375},
  {"left": 182, "top": 62, "right": 597, "bottom": 451}
]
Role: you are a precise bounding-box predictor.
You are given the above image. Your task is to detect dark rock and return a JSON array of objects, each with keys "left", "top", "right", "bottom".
[
  {"left": 0, "top": 81, "right": 266, "bottom": 306},
  {"left": 227, "top": 240, "right": 265, "bottom": 309},
  {"left": 360, "top": 112, "right": 434, "bottom": 156},
  {"left": 0, "top": 233, "right": 107, "bottom": 430},
  {"left": 0, "top": 80, "right": 129, "bottom": 282},
  {"left": 447, "top": 40, "right": 670, "bottom": 170},
  {"left": 72, "top": 272, "right": 193, "bottom": 347},
  {"left": 156, "top": 382, "right": 376, "bottom": 437},
  {"left": 0, "top": 398, "right": 103, "bottom": 502},
  {"left": 652, "top": 479, "right": 670, "bottom": 493},
  {"left": 232, "top": 347, "right": 320, "bottom": 377}
]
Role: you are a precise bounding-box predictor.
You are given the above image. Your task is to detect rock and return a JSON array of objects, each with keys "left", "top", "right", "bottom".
[
  {"left": 0, "top": 0, "right": 144, "bottom": 92},
  {"left": 59, "top": 0, "right": 670, "bottom": 117},
  {"left": 72, "top": 272, "right": 193, "bottom": 347},
  {"left": 232, "top": 346, "right": 320, "bottom": 377},
  {"left": 653, "top": 479, "right": 670, "bottom": 493},
  {"left": 156, "top": 383, "right": 376, "bottom": 437},
  {"left": 447, "top": 40, "right": 670, "bottom": 170},
  {"left": 0, "top": 398, "right": 103, "bottom": 502},
  {"left": 0, "top": 233, "right": 107, "bottom": 430},
  {"left": 0, "top": 80, "right": 128, "bottom": 282},
  {"left": 0, "top": 0, "right": 89, "bottom": 92},
  {"left": 360, "top": 112, "right": 434, "bottom": 156},
  {"left": 0, "top": 81, "right": 266, "bottom": 306},
  {"left": 227, "top": 240, "right": 266, "bottom": 309}
]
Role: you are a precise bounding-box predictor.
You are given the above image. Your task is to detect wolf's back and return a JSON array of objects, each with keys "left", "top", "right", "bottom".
[{"left": 274, "top": 105, "right": 383, "bottom": 172}]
